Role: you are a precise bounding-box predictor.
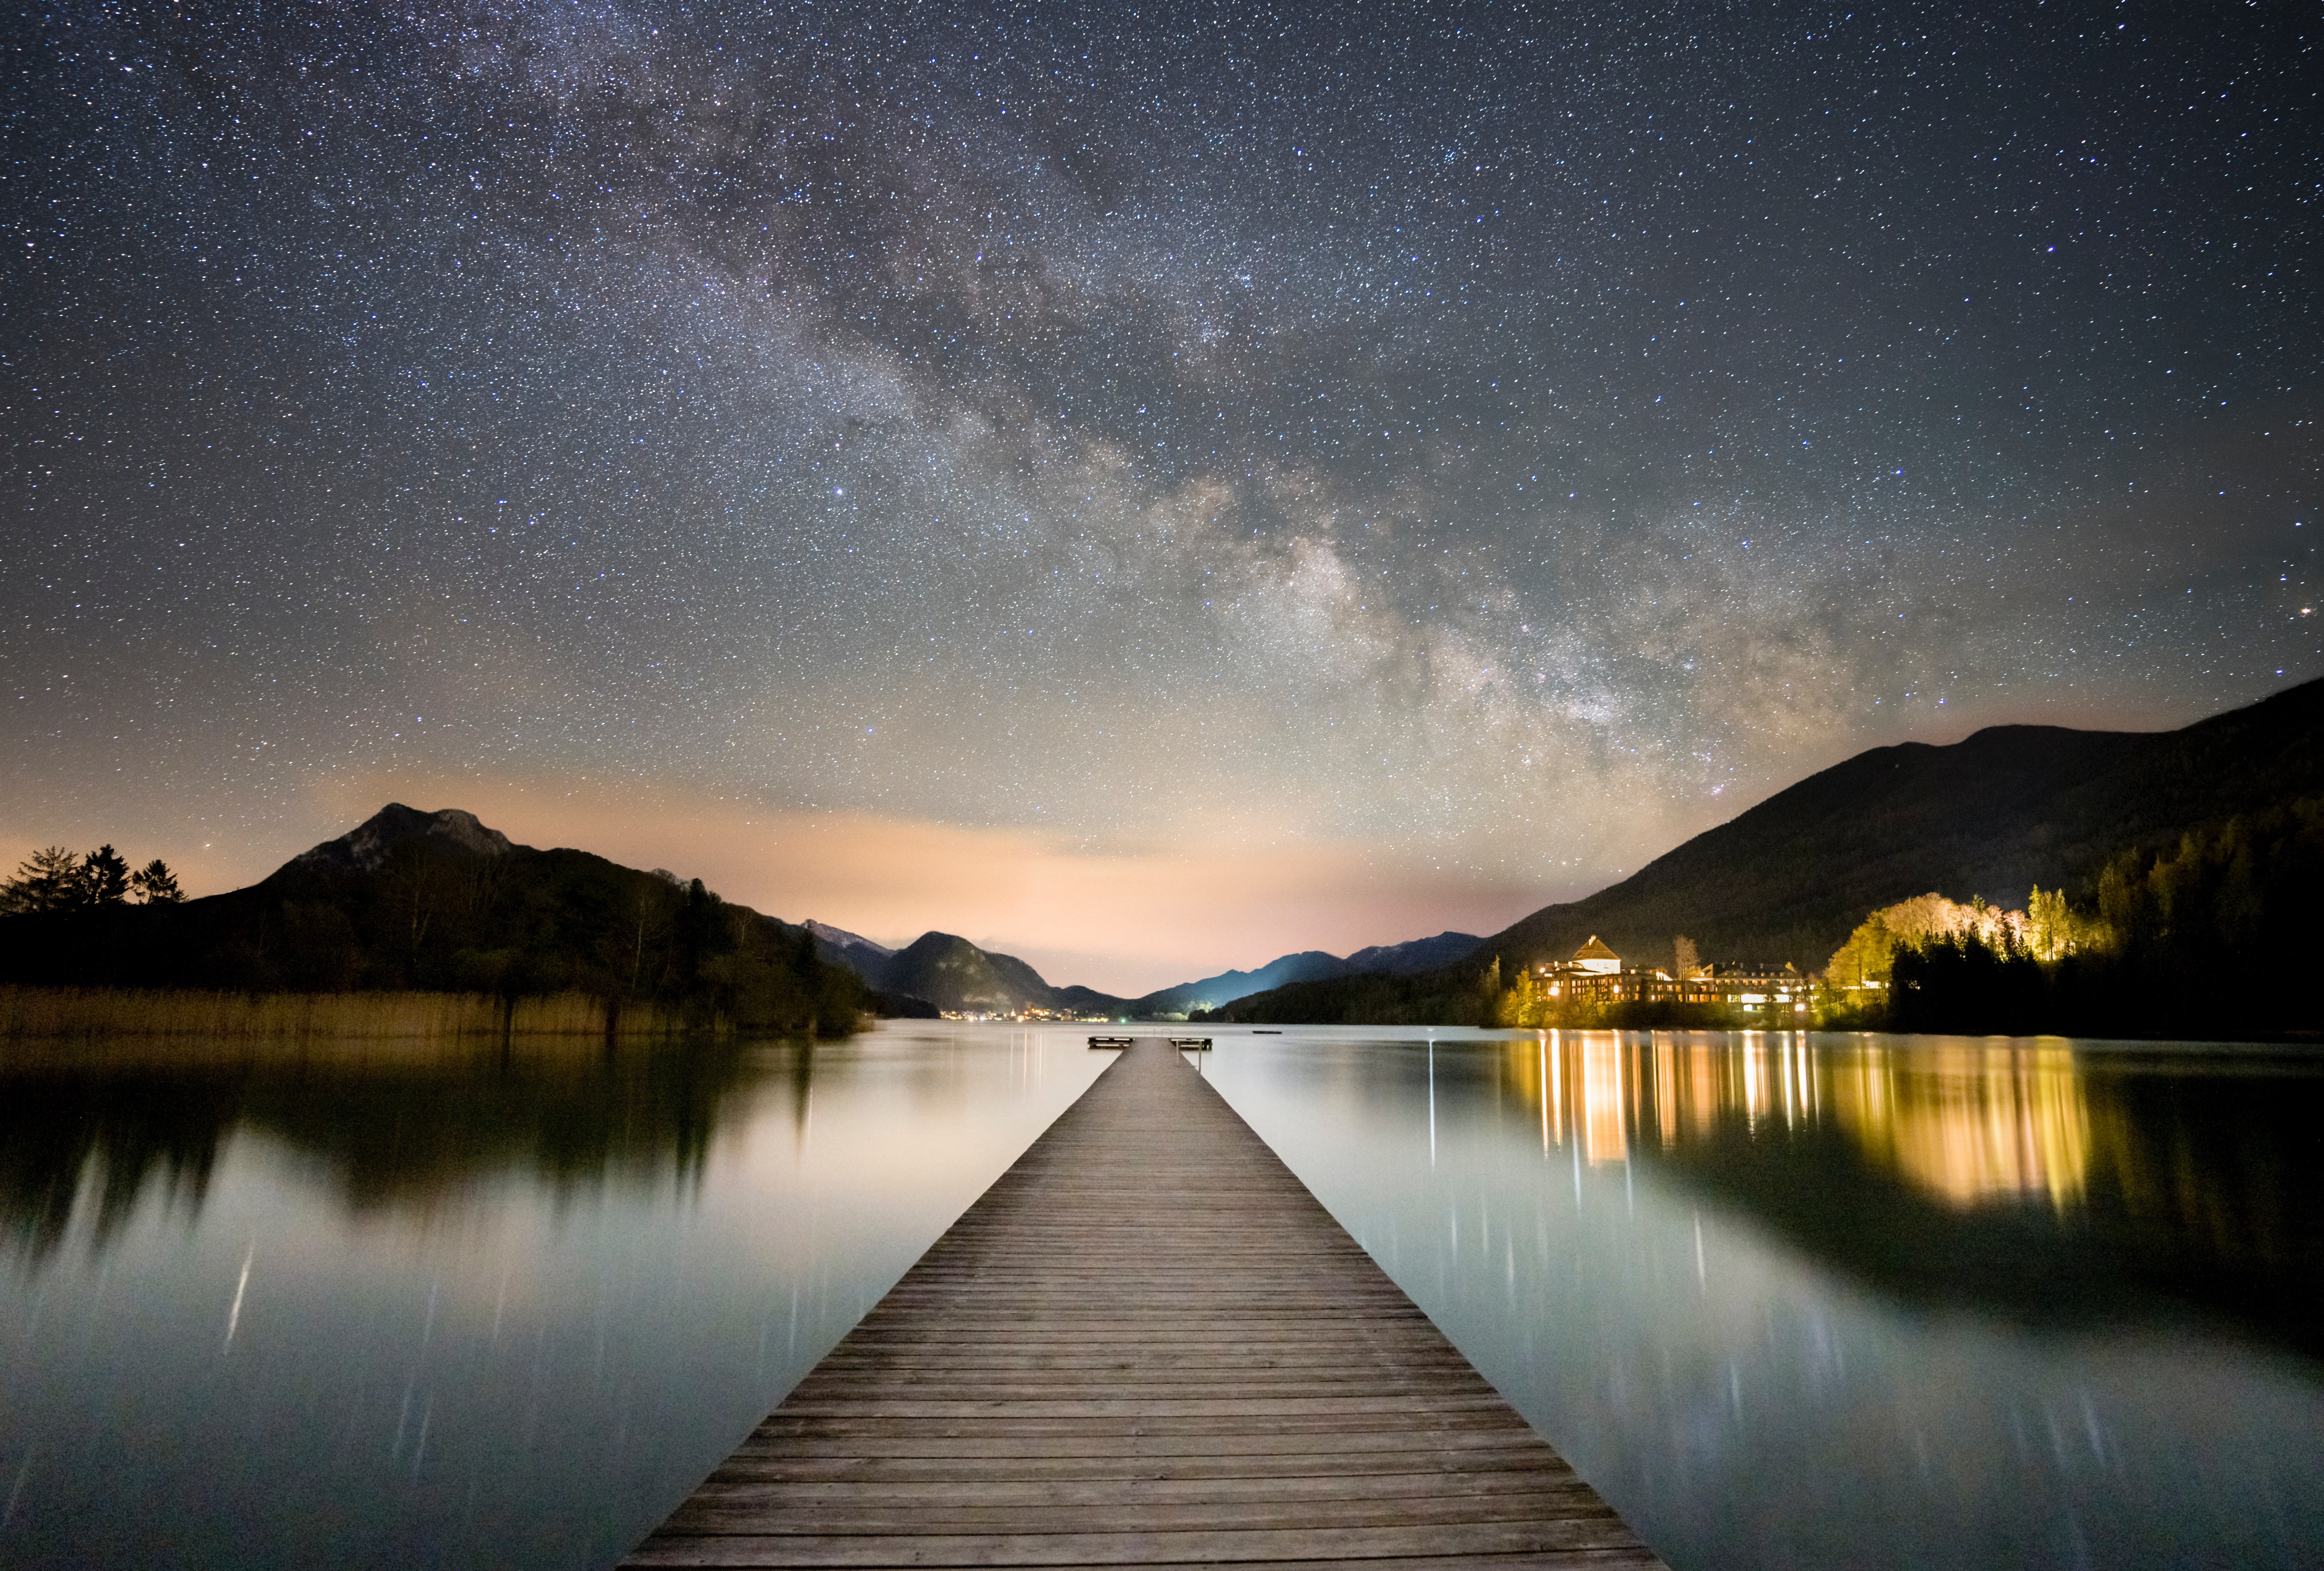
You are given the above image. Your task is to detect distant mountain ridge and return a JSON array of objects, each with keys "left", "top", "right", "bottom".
[
  {"left": 806, "top": 924, "right": 1482, "bottom": 1016},
  {"left": 1131, "top": 932, "right": 1481, "bottom": 1015}
]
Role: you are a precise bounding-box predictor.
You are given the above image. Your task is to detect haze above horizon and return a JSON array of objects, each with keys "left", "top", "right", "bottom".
[{"left": 6, "top": 1, "right": 2316, "bottom": 995}]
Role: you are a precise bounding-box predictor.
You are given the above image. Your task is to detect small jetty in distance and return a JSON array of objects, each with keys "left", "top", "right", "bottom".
[{"left": 623, "top": 1038, "right": 1664, "bottom": 1569}]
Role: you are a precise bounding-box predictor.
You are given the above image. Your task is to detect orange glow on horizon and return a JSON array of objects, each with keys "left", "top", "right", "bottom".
[{"left": 262, "top": 774, "right": 1549, "bottom": 997}]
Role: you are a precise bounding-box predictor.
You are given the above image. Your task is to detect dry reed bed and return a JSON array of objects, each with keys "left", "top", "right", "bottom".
[{"left": 0, "top": 985, "right": 693, "bottom": 1048}]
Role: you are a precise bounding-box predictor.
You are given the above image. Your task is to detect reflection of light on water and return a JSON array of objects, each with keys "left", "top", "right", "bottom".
[
  {"left": 1550, "top": 1034, "right": 1565, "bottom": 1148},
  {"left": 1509, "top": 1032, "right": 2091, "bottom": 1210},
  {"left": 1688, "top": 1043, "right": 1718, "bottom": 1140},
  {"left": 1783, "top": 1036, "right": 1820, "bottom": 1128},
  {"left": 1834, "top": 1042, "right": 2090, "bottom": 1209},
  {"left": 1654, "top": 1038, "right": 1679, "bottom": 1149},
  {"left": 1583, "top": 1037, "right": 1627, "bottom": 1165},
  {"left": 1213, "top": 1030, "right": 2324, "bottom": 1571},
  {"left": 1539, "top": 1036, "right": 1551, "bottom": 1154}
]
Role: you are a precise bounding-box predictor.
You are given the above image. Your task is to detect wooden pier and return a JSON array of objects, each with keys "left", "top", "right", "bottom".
[{"left": 622, "top": 1039, "right": 1666, "bottom": 1569}]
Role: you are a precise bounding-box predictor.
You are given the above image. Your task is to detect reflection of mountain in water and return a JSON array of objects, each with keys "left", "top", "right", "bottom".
[
  {"left": 0, "top": 1041, "right": 789, "bottom": 1260},
  {"left": 1499, "top": 1033, "right": 2324, "bottom": 1360}
]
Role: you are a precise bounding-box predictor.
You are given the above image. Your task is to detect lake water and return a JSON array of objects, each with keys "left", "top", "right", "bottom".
[{"left": 1, "top": 1025, "right": 2319, "bottom": 1569}]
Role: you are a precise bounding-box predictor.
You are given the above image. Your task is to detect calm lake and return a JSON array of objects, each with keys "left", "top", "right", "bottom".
[{"left": 2, "top": 1025, "right": 2319, "bottom": 1569}]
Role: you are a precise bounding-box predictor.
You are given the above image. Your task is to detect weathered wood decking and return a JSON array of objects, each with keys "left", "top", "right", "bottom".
[{"left": 622, "top": 1039, "right": 1666, "bottom": 1569}]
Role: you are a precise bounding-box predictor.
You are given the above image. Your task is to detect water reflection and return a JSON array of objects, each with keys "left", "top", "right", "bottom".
[
  {"left": 1491, "top": 1031, "right": 2324, "bottom": 1353},
  {"left": 0, "top": 1025, "right": 1114, "bottom": 1571},
  {"left": 1830, "top": 1041, "right": 2088, "bottom": 1208},
  {"left": 5, "top": 1027, "right": 2318, "bottom": 1571},
  {"left": 1203, "top": 1029, "right": 2324, "bottom": 1571},
  {"left": 0, "top": 1042, "right": 772, "bottom": 1260}
]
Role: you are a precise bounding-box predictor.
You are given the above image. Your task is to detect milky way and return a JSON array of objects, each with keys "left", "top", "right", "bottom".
[{"left": 5, "top": 1, "right": 2317, "bottom": 988}]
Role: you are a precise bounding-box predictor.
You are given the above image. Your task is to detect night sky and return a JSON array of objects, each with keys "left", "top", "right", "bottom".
[{"left": 6, "top": 1, "right": 2317, "bottom": 992}]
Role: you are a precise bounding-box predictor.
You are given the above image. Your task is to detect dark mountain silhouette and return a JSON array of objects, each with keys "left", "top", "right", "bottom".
[
  {"left": 1348, "top": 931, "right": 1484, "bottom": 975},
  {"left": 808, "top": 923, "right": 1482, "bottom": 1017},
  {"left": 879, "top": 932, "right": 1064, "bottom": 1015},
  {"left": 1133, "top": 951, "right": 1349, "bottom": 1016},
  {"left": 292, "top": 803, "right": 515, "bottom": 871},
  {"left": 1479, "top": 676, "right": 2324, "bottom": 974},
  {"left": 1210, "top": 676, "right": 2324, "bottom": 1022},
  {"left": 803, "top": 920, "right": 901, "bottom": 985},
  {"left": 801, "top": 919, "right": 891, "bottom": 959},
  {"left": 0, "top": 805, "right": 871, "bottom": 1036},
  {"left": 1132, "top": 933, "right": 1481, "bottom": 1015}
]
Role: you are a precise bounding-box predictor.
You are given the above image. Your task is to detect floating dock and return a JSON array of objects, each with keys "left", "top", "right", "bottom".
[{"left": 622, "top": 1039, "right": 1665, "bottom": 1569}]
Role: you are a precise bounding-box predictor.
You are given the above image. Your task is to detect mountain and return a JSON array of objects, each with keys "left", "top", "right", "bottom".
[
  {"left": 803, "top": 928, "right": 1131, "bottom": 1015},
  {"left": 1473, "top": 676, "right": 2324, "bottom": 975},
  {"left": 877, "top": 932, "right": 1071, "bottom": 1015},
  {"left": 802, "top": 919, "right": 892, "bottom": 957},
  {"left": 0, "top": 804, "right": 873, "bottom": 1036},
  {"left": 1346, "top": 932, "right": 1483, "bottom": 974},
  {"left": 800, "top": 920, "right": 938, "bottom": 1015},
  {"left": 1133, "top": 951, "right": 1349, "bottom": 1016},
  {"left": 803, "top": 923, "right": 1482, "bottom": 1017},
  {"left": 292, "top": 803, "right": 515, "bottom": 871},
  {"left": 804, "top": 919, "right": 900, "bottom": 979},
  {"left": 1128, "top": 933, "right": 1479, "bottom": 1014},
  {"left": 1208, "top": 676, "right": 2324, "bottom": 1022}
]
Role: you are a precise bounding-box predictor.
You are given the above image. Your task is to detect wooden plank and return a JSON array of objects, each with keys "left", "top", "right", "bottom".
[
  {"left": 686, "top": 1467, "right": 1579, "bottom": 1505},
  {"left": 706, "top": 1444, "right": 1569, "bottom": 1480},
  {"left": 621, "top": 1040, "right": 1666, "bottom": 1570},
  {"left": 743, "top": 1411, "right": 1546, "bottom": 1440},
  {"left": 723, "top": 1432, "right": 1563, "bottom": 1463},
  {"left": 664, "top": 1494, "right": 1614, "bottom": 1533},
  {"left": 624, "top": 1518, "right": 1648, "bottom": 1566}
]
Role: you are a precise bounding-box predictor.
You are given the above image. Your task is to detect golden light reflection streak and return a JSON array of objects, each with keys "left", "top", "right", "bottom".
[
  {"left": 1630, "top": 1039, "right": 1646, "bottom": 1143},
  {"left": 1550, "top": 1033, "right": 1565, "bottom": 1148},
  {"left": 1583, "top": 1035, "right": 1627, "bottom": 1165},
  {"left": 1689, "top": 1042, "right": 1718, "bottom": 1140},
  {"left": 1539, "top": 1034, "right": 1550, "bottom": 1155},
  {"left": 1834, "top": 1042, "right": 2092, "bottom": 1209},
  {"left": 1655, "top": 1037, "right": 1678, "bottom": 1149}
]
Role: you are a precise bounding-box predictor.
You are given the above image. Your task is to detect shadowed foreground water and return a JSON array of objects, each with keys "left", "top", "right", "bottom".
[{"left": 0, "top": 1025, "right": 2319, "bottom": 1569}]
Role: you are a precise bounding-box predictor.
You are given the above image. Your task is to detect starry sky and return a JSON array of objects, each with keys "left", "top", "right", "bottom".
[{"left": 5, "top": 0, "right": 2317, "bottom": 993}]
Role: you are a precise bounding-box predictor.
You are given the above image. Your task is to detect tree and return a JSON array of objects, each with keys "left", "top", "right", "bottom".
[
  {"left": 2026, "top": 885, "right": 2105, "bottom": 961},
  {"left": 1823, "top": 909, "right": 1897, "bottom": 988},
  {"left": 0, "top": 847, "right": 81, "bottom": 914},
  {"left": 130, "top": 859, "right": 185, "bottom": 904},
  {"left": 1672, "top": 936, "right": 1702, "bottom": 978},
  {"left": 79, "top": 845, "right": 131, "bottom": 906}
]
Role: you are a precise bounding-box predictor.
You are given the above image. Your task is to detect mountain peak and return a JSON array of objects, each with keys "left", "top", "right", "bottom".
[
  {"left": 290, "top": 804, "right": 520, "bottom": 874},
  {"left": 803, "top": 919, "right": 894, "bottom": 958}
]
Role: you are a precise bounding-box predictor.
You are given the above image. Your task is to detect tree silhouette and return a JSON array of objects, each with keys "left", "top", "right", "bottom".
[
  {"left": 79, "top": 845, "right": 131, "bottom": 906},
  {"left": 0, "top": 847, "right": 82, "bottom": 914},
  {"left": 129, "top": 860, "right": 185, "bottom": 904}
]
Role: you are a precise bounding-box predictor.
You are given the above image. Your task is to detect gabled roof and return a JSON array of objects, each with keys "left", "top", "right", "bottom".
[{"left": 1573, "top": 935, "right": 1621, "bottom": 962}]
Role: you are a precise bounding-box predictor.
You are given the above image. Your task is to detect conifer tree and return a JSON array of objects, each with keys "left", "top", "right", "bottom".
[
  {"left": 0, "top": 847, "right": 80, "bottom": 914},
  {"left": 130, "top": 859, "right": 185, "bottom": 904},
  {"left": 79, "top": 845, "right": 131, "bottom": 906}
]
